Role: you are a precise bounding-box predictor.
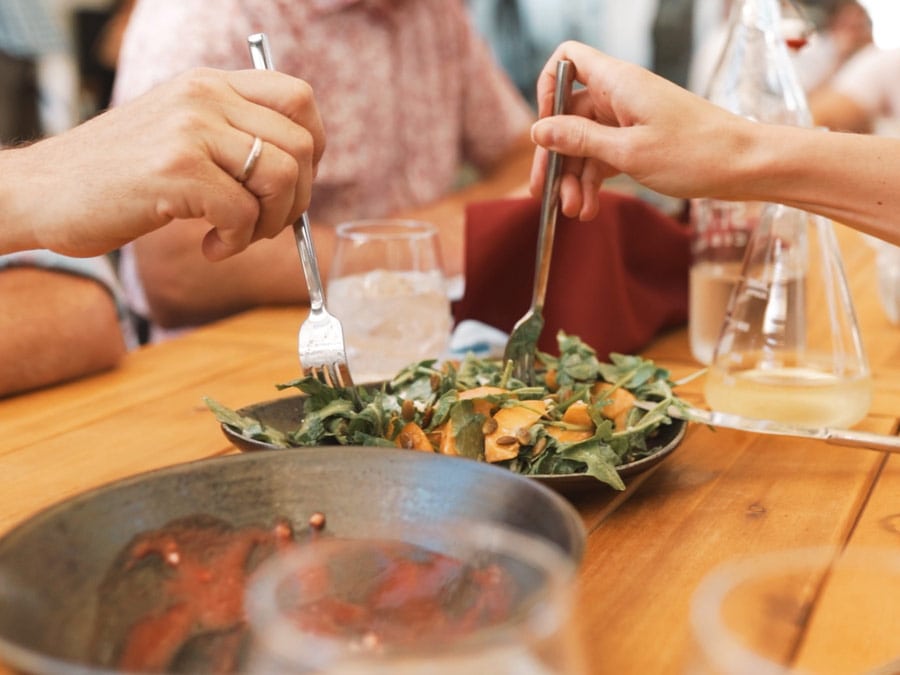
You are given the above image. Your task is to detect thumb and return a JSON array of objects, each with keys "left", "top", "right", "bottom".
[{"left": 531, "top": 115, "right": 615, "bottom": 161}]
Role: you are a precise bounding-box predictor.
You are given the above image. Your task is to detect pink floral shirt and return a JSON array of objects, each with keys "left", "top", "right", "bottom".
[{"left": 113, "top": 0, "right": 535, "bottom": 224}]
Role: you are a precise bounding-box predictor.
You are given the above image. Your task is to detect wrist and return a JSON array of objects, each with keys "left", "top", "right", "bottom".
[
  {"left": 717, "top": 120, "right": 809, "bottom": 203},
  {"left": 0, "top": 145, "right": 43, "bottom": 253}
]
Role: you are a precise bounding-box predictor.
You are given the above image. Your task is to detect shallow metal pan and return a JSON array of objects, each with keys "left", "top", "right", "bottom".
[{"left": 0, "top": 447, "right": 584, "bottom": 674}]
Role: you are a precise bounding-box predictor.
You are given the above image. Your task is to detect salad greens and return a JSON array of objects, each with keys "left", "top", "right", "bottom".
[{"left": 206, "top": 332, "right": 690, "bottom": 490}]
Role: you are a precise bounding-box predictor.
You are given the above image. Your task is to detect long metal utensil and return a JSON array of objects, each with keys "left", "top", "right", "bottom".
[
  {"left": 247, "top": 33, "right": 356, "bottom": 393},
  {"left": 502, "top": 59, "right": 572, "bottom": 384},
  {"left": 634, "top": 400, "right": 900, "bottom": 452}
]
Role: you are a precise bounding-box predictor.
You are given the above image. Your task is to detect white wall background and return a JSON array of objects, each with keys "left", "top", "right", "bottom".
[{"left": 859, "top": 0, "right": 900, "bottom": 48}]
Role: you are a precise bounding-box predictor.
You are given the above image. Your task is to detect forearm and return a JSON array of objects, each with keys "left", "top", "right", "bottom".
[
  {"left": 0, "top": 145, "right": 47, "bottom": 253},
  {"left": 134, "top": 220, "right": 312, "bottom": 328},
  {"left": 393, "top": 132, "right": 534, "bottom": 280},
  {"left": 808, "top": 88, "right": 873, "bottom": 134},
  {"left": 1, "top": 127, "right": 158, "bottom": 257},
  {"left": 450, "top": 133, "right": 534, "bottom": 204},
  {"left": 0, "top": 268, "right": 126, "bottom": 397},
  {"left": 730, "top": 123, "right": 900, "bottom": 244}
]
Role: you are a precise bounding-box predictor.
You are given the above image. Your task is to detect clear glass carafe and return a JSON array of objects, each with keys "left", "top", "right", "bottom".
[
  {"left": 689, "top": 0, "right": 812, "bottom": 365},
  {"left": 690, "top": 0, "right": 871, "bottom": 427},
  {"left": 704, "top": 206, "right": 871, "bottom": 428},
  {"left": 703, "top": 0, "right": 813, "bottom": 127}
]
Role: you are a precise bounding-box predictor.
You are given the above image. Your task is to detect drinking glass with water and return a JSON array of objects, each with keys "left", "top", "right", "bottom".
[{"left": 327, "top": 219, "right": 452, "bottom": 383}]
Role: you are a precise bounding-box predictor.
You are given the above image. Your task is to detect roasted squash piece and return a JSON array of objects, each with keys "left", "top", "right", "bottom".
[
  {"left": 434, "top": 420, "right": 458, "bottom": 456},
  {"left": 592, "top": 383, "right": 636, "bottom": 429},
  {"left": 394, "top": 422, "right": 434, "bottom": 452},
  {"left": 544, "top": 368, "right": 559, "bottom": 392},
  {"left": 459, "top": 385, "right": 508, "bottom": 417},
  {"left": 484, "top": 400, "right": 547, "bottom": 463},
  {"left": 546, "top": 400, "right": 594, "bottom": 443},
  {"left": 562, "top": 400, "right": 593, "bottom": 426}
]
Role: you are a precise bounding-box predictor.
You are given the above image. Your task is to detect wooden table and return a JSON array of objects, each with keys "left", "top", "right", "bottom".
[{"left": 2, "top": 225, "right": 900, "bottom": 673}]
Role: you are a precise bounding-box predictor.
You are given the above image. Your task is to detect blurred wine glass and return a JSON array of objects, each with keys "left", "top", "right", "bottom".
[
  {"left": 244, "top": 520, "right": 584, "bottom": 674},
  {"left": 688, "top": 546, "right": 900, "bottom": 674}
]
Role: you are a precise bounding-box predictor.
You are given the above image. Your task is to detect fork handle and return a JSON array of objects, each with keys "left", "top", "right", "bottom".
[
  {"left": 293, "top": 214, "right": 327, "bottom": 313},
  {"left": 248, "top": 32, "right": 273, "bottom": 69},
  {"left": 248, "top": 34, "right": 328, "bottom": 314},
  {"left": 531, "top": 59, "right": 572, "bottom": 312}
]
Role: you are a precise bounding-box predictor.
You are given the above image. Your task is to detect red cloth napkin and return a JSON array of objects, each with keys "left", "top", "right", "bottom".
[{"left": 452, "top": 192, "right": 691, "bottom": 358}]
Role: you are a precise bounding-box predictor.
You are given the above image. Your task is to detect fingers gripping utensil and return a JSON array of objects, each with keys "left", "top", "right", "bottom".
[
  {"left": 247, "top": 33, "right": 356, "bottom": 394},
  {"left": 503, "top": 59, "right": 572, "bottom": 385}
]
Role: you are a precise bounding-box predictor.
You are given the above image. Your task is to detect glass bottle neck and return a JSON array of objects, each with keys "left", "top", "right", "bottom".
[{"left": 706, "top": 0, "right": 812, "bottom": 127}]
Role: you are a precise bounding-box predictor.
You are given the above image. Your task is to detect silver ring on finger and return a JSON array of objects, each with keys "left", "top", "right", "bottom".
[{"left": 236, "top": 136, "right": 263, "bottom": 183}]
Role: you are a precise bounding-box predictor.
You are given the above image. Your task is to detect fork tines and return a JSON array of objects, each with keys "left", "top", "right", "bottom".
[{"left": 304, "top": 362, "right": 353, "bottom": 389}]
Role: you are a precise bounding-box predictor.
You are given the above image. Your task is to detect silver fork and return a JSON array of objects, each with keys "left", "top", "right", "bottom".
[
  {"left": 502, "top": 59, "right": 572, "bottom": 384},
  {"left": 247, "top": 33, "right": 356, "bottom": 392}
]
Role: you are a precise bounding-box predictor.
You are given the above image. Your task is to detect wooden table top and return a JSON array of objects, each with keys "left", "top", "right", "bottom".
[{"left": 2, "top": 224, "right": 899, "bottom": 674}]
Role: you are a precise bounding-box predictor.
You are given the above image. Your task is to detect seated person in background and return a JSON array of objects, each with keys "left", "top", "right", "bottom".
[
  {"left": 793, "top": 0, "right": 872, "bottom": 95},
  {"left": 529, "top": 41, "right": 900, "bottom": 249},
  {"left": 0, "top": 66, "right": 324, "bottom": 395},
  {"left": 94, "top": 0, "right": 136, "bottom": 74},
  {"left": 111, "top": 0, "right": 535, "bottom": 341},
  {"left": 809, "top": 46, "right": 900, "bottom": 134},
  {"left": 688, "top": 0, "right": 872, "bottom": 97},
  {"left": 467, "top": 0, "right": 692, "bottom": 106}
]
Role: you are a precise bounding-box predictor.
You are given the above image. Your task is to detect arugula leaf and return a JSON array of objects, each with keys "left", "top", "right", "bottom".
[
  {"left": 560, "top": 443, "right": 626, "bottom": 490},
  {"left": 203, "top": 397, "right": 291, "bottom": 448},
  {"left": 291, "top": 398, "right": 356, "bottom": 445},
  {"left": 538, "top": 330, "right": 602, "bottom": 386},
  {"left": 429, "top": 390, "right": 460, "bottom": 429},
  {"left": 446, "top": 400, "right": 486, "bottom": 460},
  {"left": 599, "top": 353, "right": 673, "bottom": 398}
]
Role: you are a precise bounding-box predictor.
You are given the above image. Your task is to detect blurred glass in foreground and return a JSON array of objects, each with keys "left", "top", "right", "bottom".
[
  {"left": 244, "top": 520, "right": 584, "bottom": 674},
  {"left": 688, "top": 546, "right": 900, "bottom": 674}
]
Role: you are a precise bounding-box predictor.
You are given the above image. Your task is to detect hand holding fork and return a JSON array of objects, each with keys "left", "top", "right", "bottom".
[{"left": 247, "top": 33, "right": 357, "bottom": 396}]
